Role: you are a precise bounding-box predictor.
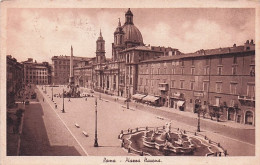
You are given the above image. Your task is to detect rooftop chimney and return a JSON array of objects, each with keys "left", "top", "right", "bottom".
[
  {"left": 233, "top": 44, "right": 236, "bottom": 47},
  {"left": 250, "top": 39, "right": 254, "bottom": 44},
  {"left": 246, "top": 40, "right": 249, "bottom": 44}
]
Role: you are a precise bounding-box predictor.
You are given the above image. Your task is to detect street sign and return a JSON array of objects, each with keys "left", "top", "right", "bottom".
[{"left": 193, "top": 91, "right": 204, "bottom": 97}]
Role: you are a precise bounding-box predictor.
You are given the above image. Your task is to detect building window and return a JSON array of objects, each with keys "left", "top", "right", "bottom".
[
  {"left": 190, "top": 99, "right": 193, "bottom": 103},
  {"left": 191, "top": 59, "right": 194, "bottom": 66},
  {"left": 216, "top": 83, "right": 222, "bottom": 93},
  {"left": 204, "top": 67, "right": 209, "bottom": 75},
  {"left": 172, "top": 68, "right": 175, "bottom": 75},
  {"left": 191, "top": 68, "right": 195, "bottom": 75},
  {"left": 233, "top": 56, "right": 237, "bottom": 64},
  {"left": 247, "top": 84, "right": 255, "bottom": 98},
  {"left": 206, "top": 58, "right": 209, "bottom": 65},
  {"left": 230, "top": 83, "right": 237, "bottom": 94},
  {"left": 146, "top": 79, "right": 149, "bottom": 86},
  {"left": 180, "top": 81, "right": 184, "bottom": 89},
  {"left": 181, "top": 60, "right": 184, "bottom": 66},
  {"left": 215, "top": 97, "right": 220, "bottom": 106},
  {"left": 151, "top": 68, "right": 154, "bottom": 75},
  {"left": 190, "top": 82, "right": 194, "bottom": 90},
  {"left": 219, "top": 57, "right": 222, "bottom": 65},
  {"left": 232, "top": 66, "right": 237, "bottom": 75},
  {"left": 181, "top": 68, "right": 184, "bottom": 75},
  {"left": 157, "top": 68, "right": 160, "bottom": 74},
  {"left": 204, "top": 101, "right": 207, "bottom": 105},
  {"left": 171, "top": 80, "right": 175, "bottom": 88},
  {"left": 230, "top": 99, "right": 235, "bottom": 107},
  {"left": 250, "top": 65, "right": 255, "bottom": 76},
  {"left": 203, "top": 82, "right": 208, "bottom": 91},
  {"left": 217, "top": 67, "right": 222, "bottom": 75}
]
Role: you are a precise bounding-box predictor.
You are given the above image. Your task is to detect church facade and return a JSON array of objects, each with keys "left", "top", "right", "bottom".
[{"left": 92, "top": 8, "right": 180, "bottom": 98}]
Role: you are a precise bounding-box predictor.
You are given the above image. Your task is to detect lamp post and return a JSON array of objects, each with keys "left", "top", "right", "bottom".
[
  {"left": 197, "top": 110, "right": 200, "bottom": 132},
  {"left": 62, "top": 88, "right": 65, "bottom": 113},
  {"left": 127, "top": 86, "right": 129, "bottom": 109},
  {"left": 51, "top": 86, "right": 53, "bottom": 101},
  {"left": 94, "top": 98, "right": 99, "bottom": 147}
]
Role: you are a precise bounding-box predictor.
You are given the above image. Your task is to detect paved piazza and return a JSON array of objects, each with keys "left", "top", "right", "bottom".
[{"left": 35, "top": 85, "right": 254, "bottom": 156}]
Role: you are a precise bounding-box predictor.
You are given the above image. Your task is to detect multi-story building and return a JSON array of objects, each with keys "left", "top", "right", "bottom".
[
  {"left": 137, "top": 40, "right": 255, "bottom": 125},
  {"left": 6, "top": 55, "right": 24, "bottom": 107},
  {"left": 92, "top": 8, "right": 181, "bottom": 97},
  {"left": 22, "top": 58, "right": 51, "bottom": 85},
  {"left": 74, "top": 57, "right": 95, "bottom": 88},
  {"left": 51, "top": 54, "right": 91, "bottom": 85}
]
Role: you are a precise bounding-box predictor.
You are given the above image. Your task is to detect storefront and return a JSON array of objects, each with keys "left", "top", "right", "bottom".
[
  {"left": 170, "top": 92, "right": 185, "bottom": 111},
  {"left": 142, "top": 95, "right": 160, "bottom": 106},
  {"left": 245, "top": 110, "right": 254, "bottom": 125},
  {"left": 132, "top": 93, "right": 146, "bottom": 102}
]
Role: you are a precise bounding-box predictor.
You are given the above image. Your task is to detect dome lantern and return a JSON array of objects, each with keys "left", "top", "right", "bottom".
[{"left": 125, "top": 8, "right": 134, "bottom": 25}]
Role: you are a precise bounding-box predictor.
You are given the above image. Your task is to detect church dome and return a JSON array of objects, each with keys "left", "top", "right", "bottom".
[
  {"left": 122, "top": 24, "right": 143, "bottom": 44},
  {"left": 120, "top": 8, "right": 144, "bottom": 45}
]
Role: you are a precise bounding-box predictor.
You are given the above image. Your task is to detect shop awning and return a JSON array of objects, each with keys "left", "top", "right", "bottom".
[
  {"left": 132, "top": 94, "right": 146, "bottom": 100},
  {"left": 142, "top": 95, "right": 159, "bottom": 102},
  {"left": 177, "top": 101, "right": 185, "bottom": 107}
]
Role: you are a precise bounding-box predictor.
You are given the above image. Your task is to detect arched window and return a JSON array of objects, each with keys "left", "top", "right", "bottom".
[{"left": 120, "top": 35, "right": 123, "bottom": 44}]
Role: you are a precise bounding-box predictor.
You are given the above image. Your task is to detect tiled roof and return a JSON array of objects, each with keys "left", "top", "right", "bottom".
[{"left": 141, "top": 45, "right": 254, "bottom": 63}]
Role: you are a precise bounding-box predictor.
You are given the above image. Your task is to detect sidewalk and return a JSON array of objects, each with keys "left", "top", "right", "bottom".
[
  {"left": 89, "top": 89, "right": 254, "bottom": 130},
  {"left": 7, "top": 103, "right": 25, "bottom": 156}
]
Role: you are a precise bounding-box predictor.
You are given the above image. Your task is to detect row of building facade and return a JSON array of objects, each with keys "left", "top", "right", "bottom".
[
  {"left": 51, "top": 9, "right": 255, "bottom": 125},
  {"left": 6, "top": 56, "right": 52, "bottom": 107},
  {"left": 7, "top": 9, "right": 255, "bottom": 125},
  {"left": 6, "top": 55, "right": 24, "bottom": 107}
]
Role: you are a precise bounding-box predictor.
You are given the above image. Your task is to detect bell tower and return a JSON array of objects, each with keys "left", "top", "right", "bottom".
[
  {"left": 96, "top": 29, "right": 106, "bottom": 64},
  {"left": 112, "top": 18, "right": 125, "bottom": 61}
]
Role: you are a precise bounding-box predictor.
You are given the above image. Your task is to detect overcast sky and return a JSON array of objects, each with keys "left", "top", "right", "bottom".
[{"left": 7, "top": 8, "right": 255, "bottom": 63}]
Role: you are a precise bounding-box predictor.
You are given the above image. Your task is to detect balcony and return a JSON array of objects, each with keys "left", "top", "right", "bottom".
[
  {"left": 158, "top": 83, "right": 168, "bottom": 91},
  {"left": 238, "top": 95, "right": 255, "bottom": 107},
  {"left": 238, "top": 95, "right": 255, "bottom": 101}
]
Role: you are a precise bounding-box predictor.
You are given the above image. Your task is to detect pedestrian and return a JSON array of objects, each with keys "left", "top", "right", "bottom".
[
  {"left": 55, "top": 104, "right": 57, "bottom": 109},
  {"left": 68, "top": 98, "right": 71, "bottom": 102},
  {"left": 85, "top": 98, "right": 88, "bottom": 101},
  {"left": 43, "top": 98, "right": 44, "bottom": 102}
]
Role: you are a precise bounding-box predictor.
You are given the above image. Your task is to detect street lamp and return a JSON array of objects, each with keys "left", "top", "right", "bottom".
[
  {"left": 197, "top": 100, "right": 201, "bottom": 132},
  {"left": 62, "top": 88, "right": 65, "bottom": 113},
  {"left": 94, "top": 98, "right": 99, "bottom": 147},
  {"left": 197, "top": 110, "right": 200, "bottom": 132},
  {"left": 126, "top": 87, "right": 129, "bottom": 109},
  {"left": 51, "top": 86, "right": 53, "bottom": 101}
]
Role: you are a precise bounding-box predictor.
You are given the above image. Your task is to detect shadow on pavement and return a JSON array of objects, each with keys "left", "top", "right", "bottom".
[{"left": 19, "top": 102, "right": 81, "bottom": 156}]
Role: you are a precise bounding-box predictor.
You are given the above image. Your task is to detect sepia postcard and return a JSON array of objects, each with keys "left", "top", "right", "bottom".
[{"left": 1, "top": 0, "right": 259, "bottom": 165}]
